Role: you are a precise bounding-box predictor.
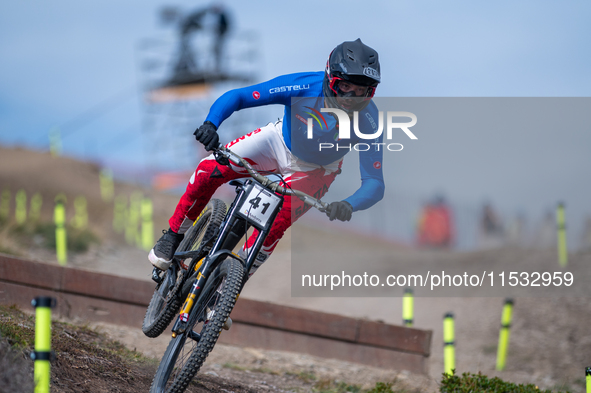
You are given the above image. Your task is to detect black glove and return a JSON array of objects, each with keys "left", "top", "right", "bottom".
[
  {"left": 194, "top": 121, "right": 219, "bottom": 151},
  {"left": 326, "top": 201, "right": 353, "bottom": 222}
]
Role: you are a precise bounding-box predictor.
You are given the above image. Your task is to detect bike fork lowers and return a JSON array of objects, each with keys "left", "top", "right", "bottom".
[
  {"left": 175, "top": 271, "right": 207, "bottom": 334},
  {"left": 171, "top": 180, "right": 283, "bottom": 337}
]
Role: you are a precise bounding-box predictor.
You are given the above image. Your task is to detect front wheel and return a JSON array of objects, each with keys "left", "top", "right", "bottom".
[
  {"left": 142, "top": 199, "right": 227, "bottom": 338},
  {"left": 150, "top": 258, "right": 243, "bottom": 393}
]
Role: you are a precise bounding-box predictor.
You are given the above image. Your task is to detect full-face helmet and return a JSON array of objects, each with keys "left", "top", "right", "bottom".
[{"left": 323, "top": 38, "right": 381, "bottom": 113}]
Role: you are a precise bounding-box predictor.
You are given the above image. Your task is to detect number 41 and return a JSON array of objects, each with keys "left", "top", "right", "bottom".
[{"left": 249, "top": 197, "right": 271, "bottom": 214}]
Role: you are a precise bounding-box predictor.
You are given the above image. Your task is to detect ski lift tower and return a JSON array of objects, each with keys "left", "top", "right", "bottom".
[{"left": 136, "top": 5, "right": 261, "bottom": 188}]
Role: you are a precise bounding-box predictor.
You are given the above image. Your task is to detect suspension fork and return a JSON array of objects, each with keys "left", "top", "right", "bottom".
[
  {"left": 172, "top": 250, "right": 235, "bottom": 334},
  {"left": 171, "top": 187, "right": 251, "bottom": 335},
  {"left": 171, "top": 181, "right": 283, "bottom": 335},
  {"left": 171, "top": 229, "right": 270, "bottom": 335},
  {"left": 174, "top": 226, "right": 269, "bottom": 333}
]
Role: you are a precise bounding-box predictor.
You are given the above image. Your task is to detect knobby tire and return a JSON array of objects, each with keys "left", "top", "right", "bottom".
[
  {"left": 142, "top": 199, "right": 227, "bottom": 338},
  {"left": 150, "top": 258, "right": 244, "bottom": 393}
]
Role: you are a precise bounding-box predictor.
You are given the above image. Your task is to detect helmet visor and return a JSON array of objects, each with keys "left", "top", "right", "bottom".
[{"left": 329, "top": 76, "right": 376, "bottom": 101}]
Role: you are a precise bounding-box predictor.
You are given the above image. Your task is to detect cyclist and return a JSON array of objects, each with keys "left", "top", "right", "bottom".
[{"left": 149, "top": 38, "right": 385, "bottom": 276}]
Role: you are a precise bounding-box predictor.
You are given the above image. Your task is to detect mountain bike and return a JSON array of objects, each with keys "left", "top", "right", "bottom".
[{"left": 143, "top": 146, "right": 330, "bottom": 393}]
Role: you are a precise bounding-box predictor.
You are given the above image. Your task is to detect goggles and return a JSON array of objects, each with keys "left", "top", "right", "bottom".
[{"left": 328, "top": 76, "right": 376, "bottom": 101}]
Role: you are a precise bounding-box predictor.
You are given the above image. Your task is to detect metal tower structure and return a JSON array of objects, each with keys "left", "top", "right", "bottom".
[{"left": 135, "top": 5, "right": 262, "bottom": 189}]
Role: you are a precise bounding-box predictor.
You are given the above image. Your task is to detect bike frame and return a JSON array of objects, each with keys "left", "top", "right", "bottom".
[
  {"left": 164, "top": 145, "right": 329, "bottom": 336},
  {"left": 171, "top": 178, "right": 284, "bottom": 335},
  {"left": 147, "top": 145, "right": 336, "bottom": 392}
]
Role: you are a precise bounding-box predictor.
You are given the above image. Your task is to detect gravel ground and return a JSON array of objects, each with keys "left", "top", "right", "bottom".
[{"left": 2, "top": 145, "right": 590, "bottom": 392}]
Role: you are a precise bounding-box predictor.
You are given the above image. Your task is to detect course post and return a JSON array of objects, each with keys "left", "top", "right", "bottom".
[
  {"left": 443, "top": 312, "right": 455, "bottom": 375},
  {"left": 113, "top": 194, "right": 127, "bottom": 234},
  {"left": 71, "top": 196, "right": 88, "bottom": 229},
  {"left": 15, "top": 189, "right": 27, "bottom": 225},
  {"left": 99, "top": 168, "right": 114, "bottom": 202},
  {"left": 31, "top": 296, "right": 56, "bottom": 393},
  {"left": 141, "top": 197, "right": 154, "bottom": 251},
  {"left": 586, "top": 367, "right": 591, "bottom": 393},
  {"left": 126, "top": 192, "right": 142, "bottom": 246},
  {"left": 54, "top": 196, "right": 67, "bottom": 265},
  {"left": 49, "top": 127, "right": 61, "bottom": 157},
  {"left": 556, "top": 202, "right": 568, "bottom": 267},
  {"left": 30, "top": 193, "right": 43, "bottom": 222},
  {"left": 403, "top": 287, "right": 414, "bottom": 327},
  {"left": 496, "top": 298, "right": 514, "bottom": 371},
  {"left": 0, "top": 189, "right": 9, "bottom": 222}
]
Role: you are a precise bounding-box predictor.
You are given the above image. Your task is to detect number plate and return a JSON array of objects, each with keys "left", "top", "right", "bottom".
[{"left": 237, "top": 183, "right": 282, "bottom": 228}]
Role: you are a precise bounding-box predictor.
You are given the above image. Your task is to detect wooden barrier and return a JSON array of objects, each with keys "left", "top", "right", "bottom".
[{"left": 0, "top": 254, "right": 432, "bottom": 373}]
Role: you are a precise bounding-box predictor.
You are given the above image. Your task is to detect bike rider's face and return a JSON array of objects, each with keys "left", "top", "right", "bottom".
[
  {"left": 336, "top": 81, "right": 370, "bottom": 110},
  {"left": 338, "top": 81, "right": 370, "bottom": 96}
]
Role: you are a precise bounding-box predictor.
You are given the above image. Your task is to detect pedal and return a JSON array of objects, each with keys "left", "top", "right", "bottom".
[{"left": 151, "top": 267, "right": 163, "bottom": 284}]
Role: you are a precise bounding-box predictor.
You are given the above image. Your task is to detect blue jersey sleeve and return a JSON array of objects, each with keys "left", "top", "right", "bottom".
[
  {"left": 343, "top": 143, "right": 385, "bottom": 211},
  {"left": 343, "top": 105, "right": 385, "bottom": 211},
  {"left": 205, "top": 72, "right": 321, "bottom": 127},
  {"left": 205, "top": 71, "right": 385, "bottom": 212}
]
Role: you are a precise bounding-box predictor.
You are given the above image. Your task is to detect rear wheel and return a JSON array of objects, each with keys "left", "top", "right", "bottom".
[
  {"left": 149, "top": 258, "right": 243, "bottom": 393},
  {"left": 142, "top": 199, "right": 227, "bottom": 338}
]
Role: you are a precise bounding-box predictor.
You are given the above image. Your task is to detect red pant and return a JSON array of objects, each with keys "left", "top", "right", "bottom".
[{"left": 169, "top": 123, "right": 341, "bottom": 266}]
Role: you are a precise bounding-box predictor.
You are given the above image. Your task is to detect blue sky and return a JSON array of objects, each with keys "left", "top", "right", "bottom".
[{"left": 1, "top": 0, "right": 590, "bottom": 246}]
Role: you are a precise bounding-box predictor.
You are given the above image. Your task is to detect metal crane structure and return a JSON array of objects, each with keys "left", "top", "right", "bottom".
[{"left": 136, "top": 5, "right": 262, "bottom": 189}]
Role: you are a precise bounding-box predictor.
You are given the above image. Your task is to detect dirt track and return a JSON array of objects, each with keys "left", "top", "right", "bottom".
[{"left": 1, "top": 145, "right": 591, "bottom": 392}]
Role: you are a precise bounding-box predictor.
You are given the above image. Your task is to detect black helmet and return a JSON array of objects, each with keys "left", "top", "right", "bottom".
[{"left": 323, "top": 38, "right": 381, "bottom": 113}]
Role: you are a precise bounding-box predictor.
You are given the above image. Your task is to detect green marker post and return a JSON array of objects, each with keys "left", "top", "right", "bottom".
[
  {"left": 556, "top": 202, "right": 568, "bottom": 267},
  {"left": 15, "top": 189, "right": 27, "bottom": 225},
  {"left": 496, "top": 298, "right": 514, "bottom": 371},
  {"left": 403, "top": 288, "right": 414, "bottom": 327},
  {"left": 31, "top": 296, "right": 56, "bottom": 393},
  {"left": 443, "top": 312, "right": 455, "bottom": 376},
  {"left": 126, "top": 192, "right": 142, "bottom": 246},
  {"left": 586, "top": 367, "right": 591, "bottom": 393},
  {"left": 49, "top": 127, "right": 62, "bottom": 157},
  {"left": 0, "top": 189, "right": 11, "bottom": 222},
  {"left": 124, "top": 207, "right": 133, "bottom": 244},
  {"left": 71, "top": 196, "right": 88, "bottom": 229},
  {"left": 30, "top": 193, "right": 43, "bottom": 222},
  {"left": 141, "top": 197, "right": 154, "bottom": 252},
  {"left": 100, "top": 168, "right": 114, "bottom": 202},
  {"left": 54, "top": 199, "right": 67, "bottom": 265},
  {"left": 113, "top": 195, "right": 127, "bottom": 234}
]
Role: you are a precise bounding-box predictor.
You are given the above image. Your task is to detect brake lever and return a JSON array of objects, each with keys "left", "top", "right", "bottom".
[{"left": 213, "top": 150, "right": 230, "bottom": 167}]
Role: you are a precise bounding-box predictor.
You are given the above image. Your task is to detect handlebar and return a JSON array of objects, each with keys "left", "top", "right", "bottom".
[{"left": 213, "top": 146, "right": 330, "bottom": 213}]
